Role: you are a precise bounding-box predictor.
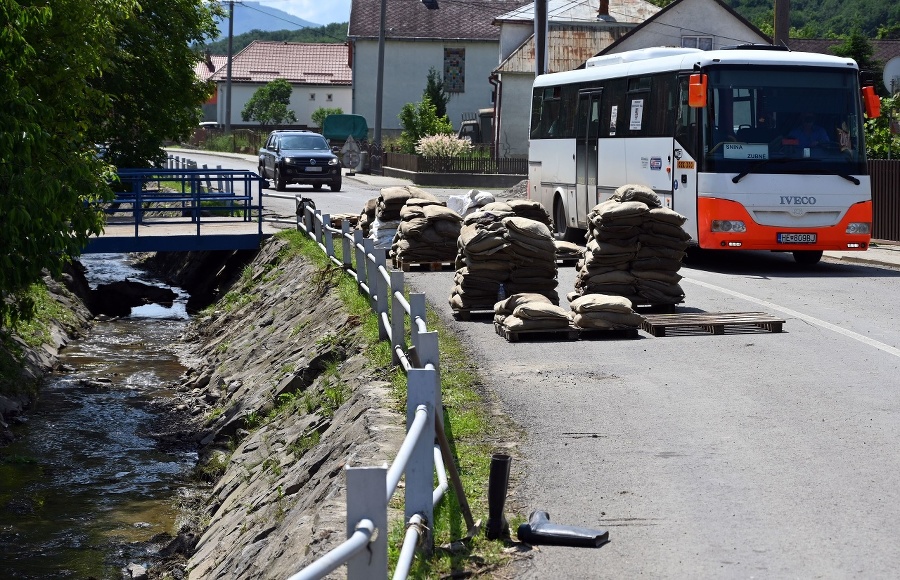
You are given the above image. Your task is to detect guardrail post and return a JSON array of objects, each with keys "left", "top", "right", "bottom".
[
  {"left": 363, "top": 238, "right": 377, "bottom": 310},
  {"left": 410, "top": 294, "right": 427, "bottom": 353},
  {"left": 346, "top": 466, "right": 388, "bottom": 579},
  {"left": 416, "top": 330, "right": 440, "bottom": 374},
  {"left": 341, "top": 221, "right": 352, "bottom": 270},
  {"left": 390, "top": 270, "right": 406, "bottom": 365},
  {"left": 374, "top": 247, "right": 388, "bottom": 340},
  {"left": 406, "top": 369, "right": 437, "bottom": 555},
  {"left": 354, "top": 230, "right": 366, "bottom": 290},
  {"left": 320, "top": 213, "right": 331, "bottom": 255}
]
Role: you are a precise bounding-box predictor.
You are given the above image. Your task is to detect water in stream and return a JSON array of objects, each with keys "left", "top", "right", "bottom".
[{"left": 0, "top": 254, "right": 197, "bottom": 579}]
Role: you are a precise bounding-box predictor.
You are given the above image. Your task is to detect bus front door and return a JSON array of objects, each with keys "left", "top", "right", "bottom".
[{"left": 576, "top": 90, "right": 602, "bottom": 228}]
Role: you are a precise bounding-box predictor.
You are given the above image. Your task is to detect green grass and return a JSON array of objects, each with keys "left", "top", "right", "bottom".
[{"left": 274, "top": 228, "right": 516, "bottom": 578}]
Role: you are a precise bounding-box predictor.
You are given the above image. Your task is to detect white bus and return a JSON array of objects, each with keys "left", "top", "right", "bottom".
[{"left": 528, "top": 45, "right": 882, "bottom": 265}]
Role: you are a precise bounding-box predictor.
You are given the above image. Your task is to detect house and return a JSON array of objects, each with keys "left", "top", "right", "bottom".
[
  {"left": 348, "top": 0, "right": 530, "bottom": 140},
  {"left": 209, "top": 41, "right": 352, "bottom": 128},
  {"left": 594, "top": 0, "right": 769, "bottom": 56},
  {"left": 491, "top": 0, "right": 660, "bottom": 157},
  {"left": 195, "top": 52, "right": 228, "bottom": 122}
]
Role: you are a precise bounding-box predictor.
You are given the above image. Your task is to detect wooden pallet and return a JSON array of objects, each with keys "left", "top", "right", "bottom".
[
  {"left": 452, "top": 308, "right": 495, "bottom": 321},
  {"left": 495, "top": 322, "right": 580, "bottom": 342},
  {"left": 640, "top": 312, "right": 785, "bottom": 337},
  {"left": 395, "top": 260, "right": 455, "bottom": 272},
  {"left": 577, "top": 327, "right": 640, "bottom": 340}
]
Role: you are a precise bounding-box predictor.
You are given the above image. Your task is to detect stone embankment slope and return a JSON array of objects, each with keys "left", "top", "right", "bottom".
[{"left": 151, "top": 234, "right": 405, "bottom": 579}]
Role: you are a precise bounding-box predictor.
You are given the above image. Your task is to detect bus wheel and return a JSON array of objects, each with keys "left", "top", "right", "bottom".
[
  {"left": 793, "top": 250, "right": 823, "bottom": 266},
  {"left": 553, "top": 198, "right": 581, "bottom": 243}
]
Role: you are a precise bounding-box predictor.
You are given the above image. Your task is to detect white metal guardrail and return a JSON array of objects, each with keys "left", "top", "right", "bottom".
[{"left": 285, "top": 198, "right": 474, "bottom": 580}]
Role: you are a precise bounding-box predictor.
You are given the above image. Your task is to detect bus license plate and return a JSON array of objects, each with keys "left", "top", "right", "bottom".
[
  {"left": 777, "top": 233, "right": 817, "bottom": 244},
  {"left": 305, "top": 166, "right": 323, "bottom": 172}
]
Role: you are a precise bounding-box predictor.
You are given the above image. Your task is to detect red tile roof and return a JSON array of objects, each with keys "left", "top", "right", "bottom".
[
  {"left": 349, "top": 0, "right": 531, "bottom": 40},
  {"left": 195, "top": 54, "right": 228, "bottom": 81},
  {"left": 209, "top": 41, "right": 351, "bottom": 85}
]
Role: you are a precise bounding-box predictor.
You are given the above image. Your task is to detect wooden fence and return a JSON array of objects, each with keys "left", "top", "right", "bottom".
[{"left": 869, "top": 159, "right": 900, "bottom": 243}]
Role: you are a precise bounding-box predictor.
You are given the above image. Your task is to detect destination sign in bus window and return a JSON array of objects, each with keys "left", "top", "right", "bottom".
[{"left": 724, "top": 143, "right": 769, "bottom": 160}]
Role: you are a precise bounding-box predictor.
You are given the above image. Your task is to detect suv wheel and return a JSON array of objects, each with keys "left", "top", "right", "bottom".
[
  {"left": 312, "top": 183, "right": 323, "bottom": 191},
  {"left": 330, "top": 180, "right": 342, "bottom": 192},
  {"left": 274, "top": 167, "right": 286, "bottom": 192}
]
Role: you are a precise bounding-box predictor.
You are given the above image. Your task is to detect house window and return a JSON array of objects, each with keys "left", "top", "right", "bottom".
[
  {"left": 326, "top": 94, "right": 333, "bottom": 102},
  {"left": 309, "top": 93, "right": 316, "bottom": 101},
  {"left": 682, "top": 36, "right": 713, "bottom": 50},
  {"left": 444, "top": 48, "right": 465, "bottom": 93}
]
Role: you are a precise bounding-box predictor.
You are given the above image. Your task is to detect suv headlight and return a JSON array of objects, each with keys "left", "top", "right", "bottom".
[
  {"left": 283, "top": 157, "right": 295, "bottom": 165},
  {"left": 328, "top": 158, "right": 339, "bottom": 166}
]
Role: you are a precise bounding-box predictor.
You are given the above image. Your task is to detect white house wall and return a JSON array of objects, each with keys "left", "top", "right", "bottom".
[
  {"left": 352, "top": 38, "right": 500, "bottom": 134},
  {"left": 607, "top": 2, "right": 767, "bottom": 52},
  {"left": 216, "top": 83, "right": 353, "bottom": 128}
]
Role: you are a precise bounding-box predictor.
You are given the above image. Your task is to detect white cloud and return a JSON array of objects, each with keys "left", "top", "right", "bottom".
[{"left": 259, "top": 0, "right": 352, "bottom": 26}]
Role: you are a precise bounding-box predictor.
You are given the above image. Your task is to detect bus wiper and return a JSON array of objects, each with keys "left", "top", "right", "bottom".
[{"left": 731, "top": 158, "right": 792, "bottom": 183}]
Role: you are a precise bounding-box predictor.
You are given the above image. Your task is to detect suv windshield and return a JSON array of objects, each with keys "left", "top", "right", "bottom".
[
  {"left": 281, "top": 135, "right": 328, "bottom": 150},
  {"left": 702, "top": 66, "right": 867, "bottom": 177}
]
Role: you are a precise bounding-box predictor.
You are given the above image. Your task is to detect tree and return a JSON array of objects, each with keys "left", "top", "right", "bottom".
[
  {"left": 0, "top": 0, "right": 219, "bottom": 324},
  {"left": 241, "top": 79, "right": 298, "bottom": 126},
  {"left": 831, "top": 30, "right": 885, "bottom": 96},
  {"left": 397, "top": 96, "right": 454, "bottom": 154},
  {"left": 424, "top": 67, "right": 450, "bottom": 119},
  {"left": 311, "top": 107, "right": 344, "bottom": 128},
  {"left": 865, "top": 95, "right": 900, "bottom": 159}
]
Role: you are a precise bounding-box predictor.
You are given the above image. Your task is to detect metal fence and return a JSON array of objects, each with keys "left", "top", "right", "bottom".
[
  {"left": 271, "top": 201, "right": 473, "bottom": 580},
  {"left": 384, "top": 152, "right": 528, "bottom": 175}
]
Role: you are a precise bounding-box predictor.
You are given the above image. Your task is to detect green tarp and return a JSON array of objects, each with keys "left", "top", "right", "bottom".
[{"left": 322, "top": 114, "right": 369, "bottom": 141}]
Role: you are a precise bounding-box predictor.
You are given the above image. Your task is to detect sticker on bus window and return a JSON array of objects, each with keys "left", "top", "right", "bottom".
[
  {"left": 609, "top": 105, "right": 618, "bottom": 136},
  {"left": 629, "top": 99, "right": 643, "bottom": 130},
  {"left": 724, "top": 143, "right": 768, "bottom": 160}
]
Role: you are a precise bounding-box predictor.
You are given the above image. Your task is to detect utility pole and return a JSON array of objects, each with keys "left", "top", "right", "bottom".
[
  {"left": 773, "top": 0, "right": 790, "bottom": 47},
  {"left": 225, "top": 0, "right": 234, "bottom": 134},
  {"left": 534, "top": 0, "right": 548, "bottom": 76},
  {"left": 373, "top": 0, "right": 387, "bottom": 147}
]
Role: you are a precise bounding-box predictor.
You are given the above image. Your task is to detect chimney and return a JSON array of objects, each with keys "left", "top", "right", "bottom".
[{"left": 598, "top": 0, "right": 609, "bottom": 17}]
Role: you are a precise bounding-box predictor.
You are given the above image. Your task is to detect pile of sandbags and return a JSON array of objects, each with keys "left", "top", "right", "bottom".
[
  {"left": 390, "top": 198, "right": 463, "bottom": 265},
  {"left": 569, "top": 294, "right": 644, "bottom": 330},
  {"left": 449, "top": 212, "right": 560, "bottom": 313},
  {"left": 573, "top": 185, "right": 688, "bottom": 307},
  {"left": 494, "top": 293, "right": 572, "bottom": 332},
  {"left": 358, "top": 197, "right": 378, "bottom": 237},
  {"left": 369, "top": 185, "right": 440, "bottom": 249}
]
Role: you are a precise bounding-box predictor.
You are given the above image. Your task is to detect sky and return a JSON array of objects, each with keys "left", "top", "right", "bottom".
[{"left": 259, "top": 0, "right": 352, "bottom": 26}]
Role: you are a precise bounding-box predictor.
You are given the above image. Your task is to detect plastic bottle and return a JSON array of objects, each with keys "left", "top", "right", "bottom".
[{"left": 497, "top": 283, "right": 506, "bottom": 301}]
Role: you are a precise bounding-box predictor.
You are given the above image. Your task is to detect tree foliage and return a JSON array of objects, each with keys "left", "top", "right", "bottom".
[
  {"left": 397, "top": 96, "right": 454, "bottom": 154},
  {"left": 200, "top": 22, "right": 348, "bottom": 54},
  {"left": 424, "top": 67, "right": 450, "bottom": 120},
  {"left": 0, "top": 0, "right": 219, "bottom": 323},
  {"left": 241, "top": 79, "right": 298, "bottom": 126},
  {"left": 311, "top": 107, "right": 344, "bottom": 128},
  {"left": 865, "top": 95, "right": 900, "bottom": 159}
]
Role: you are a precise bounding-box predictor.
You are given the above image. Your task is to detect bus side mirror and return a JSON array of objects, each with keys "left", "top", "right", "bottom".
[
  {"left": 861, "top": 86, "right": 880, "bottom": 118},
  {"left": 689, "top": 74, "right": 707, "bottom": 108}
]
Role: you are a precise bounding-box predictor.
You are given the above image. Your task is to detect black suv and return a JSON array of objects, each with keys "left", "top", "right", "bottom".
[{"left": 258, "top": 130, "right": 342, "bottom": 192}]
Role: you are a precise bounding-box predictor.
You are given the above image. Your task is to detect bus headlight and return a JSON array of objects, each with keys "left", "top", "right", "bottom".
[
  {"left": 845, "top": 222, "right": 870, "bottom": 234},
  {"left": 711, "top": 220, "right": 746, "bottom": 233}
]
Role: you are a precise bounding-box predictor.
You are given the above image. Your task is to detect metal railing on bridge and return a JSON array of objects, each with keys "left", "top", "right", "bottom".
[
  {"left": 84, "top": 157, "right": 267, "bottom": 253},
  {"left": 284, "top": 199, "right": 475, "bottom": 580}
]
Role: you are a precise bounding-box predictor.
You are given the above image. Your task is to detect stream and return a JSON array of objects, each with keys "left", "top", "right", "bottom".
[{"left": 0, "top": 254, "right": 197, "bottom": 579}]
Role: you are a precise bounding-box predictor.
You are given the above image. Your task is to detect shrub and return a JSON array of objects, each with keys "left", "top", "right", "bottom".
[{"left": 415, "top": 134, "right": 474, "bottom": 157}]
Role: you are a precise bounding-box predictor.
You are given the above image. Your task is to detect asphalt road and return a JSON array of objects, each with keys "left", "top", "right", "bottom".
[{"left": 174, "top": 150, "right": 900, "bottom": 578}]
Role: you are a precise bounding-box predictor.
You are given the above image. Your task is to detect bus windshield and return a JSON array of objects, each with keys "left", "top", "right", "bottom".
[{"left": 702, "top": 66, "right": 867, "bottom": 177}]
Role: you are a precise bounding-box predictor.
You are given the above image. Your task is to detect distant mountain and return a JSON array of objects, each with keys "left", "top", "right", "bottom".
[{"left": 213, "top": 2, "right": 320, "bottom": 40}]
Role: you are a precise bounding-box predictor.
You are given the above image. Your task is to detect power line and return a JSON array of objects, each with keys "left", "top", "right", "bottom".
[{"left": 231, "top": 1, "right": 348, "bottom": 43}]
